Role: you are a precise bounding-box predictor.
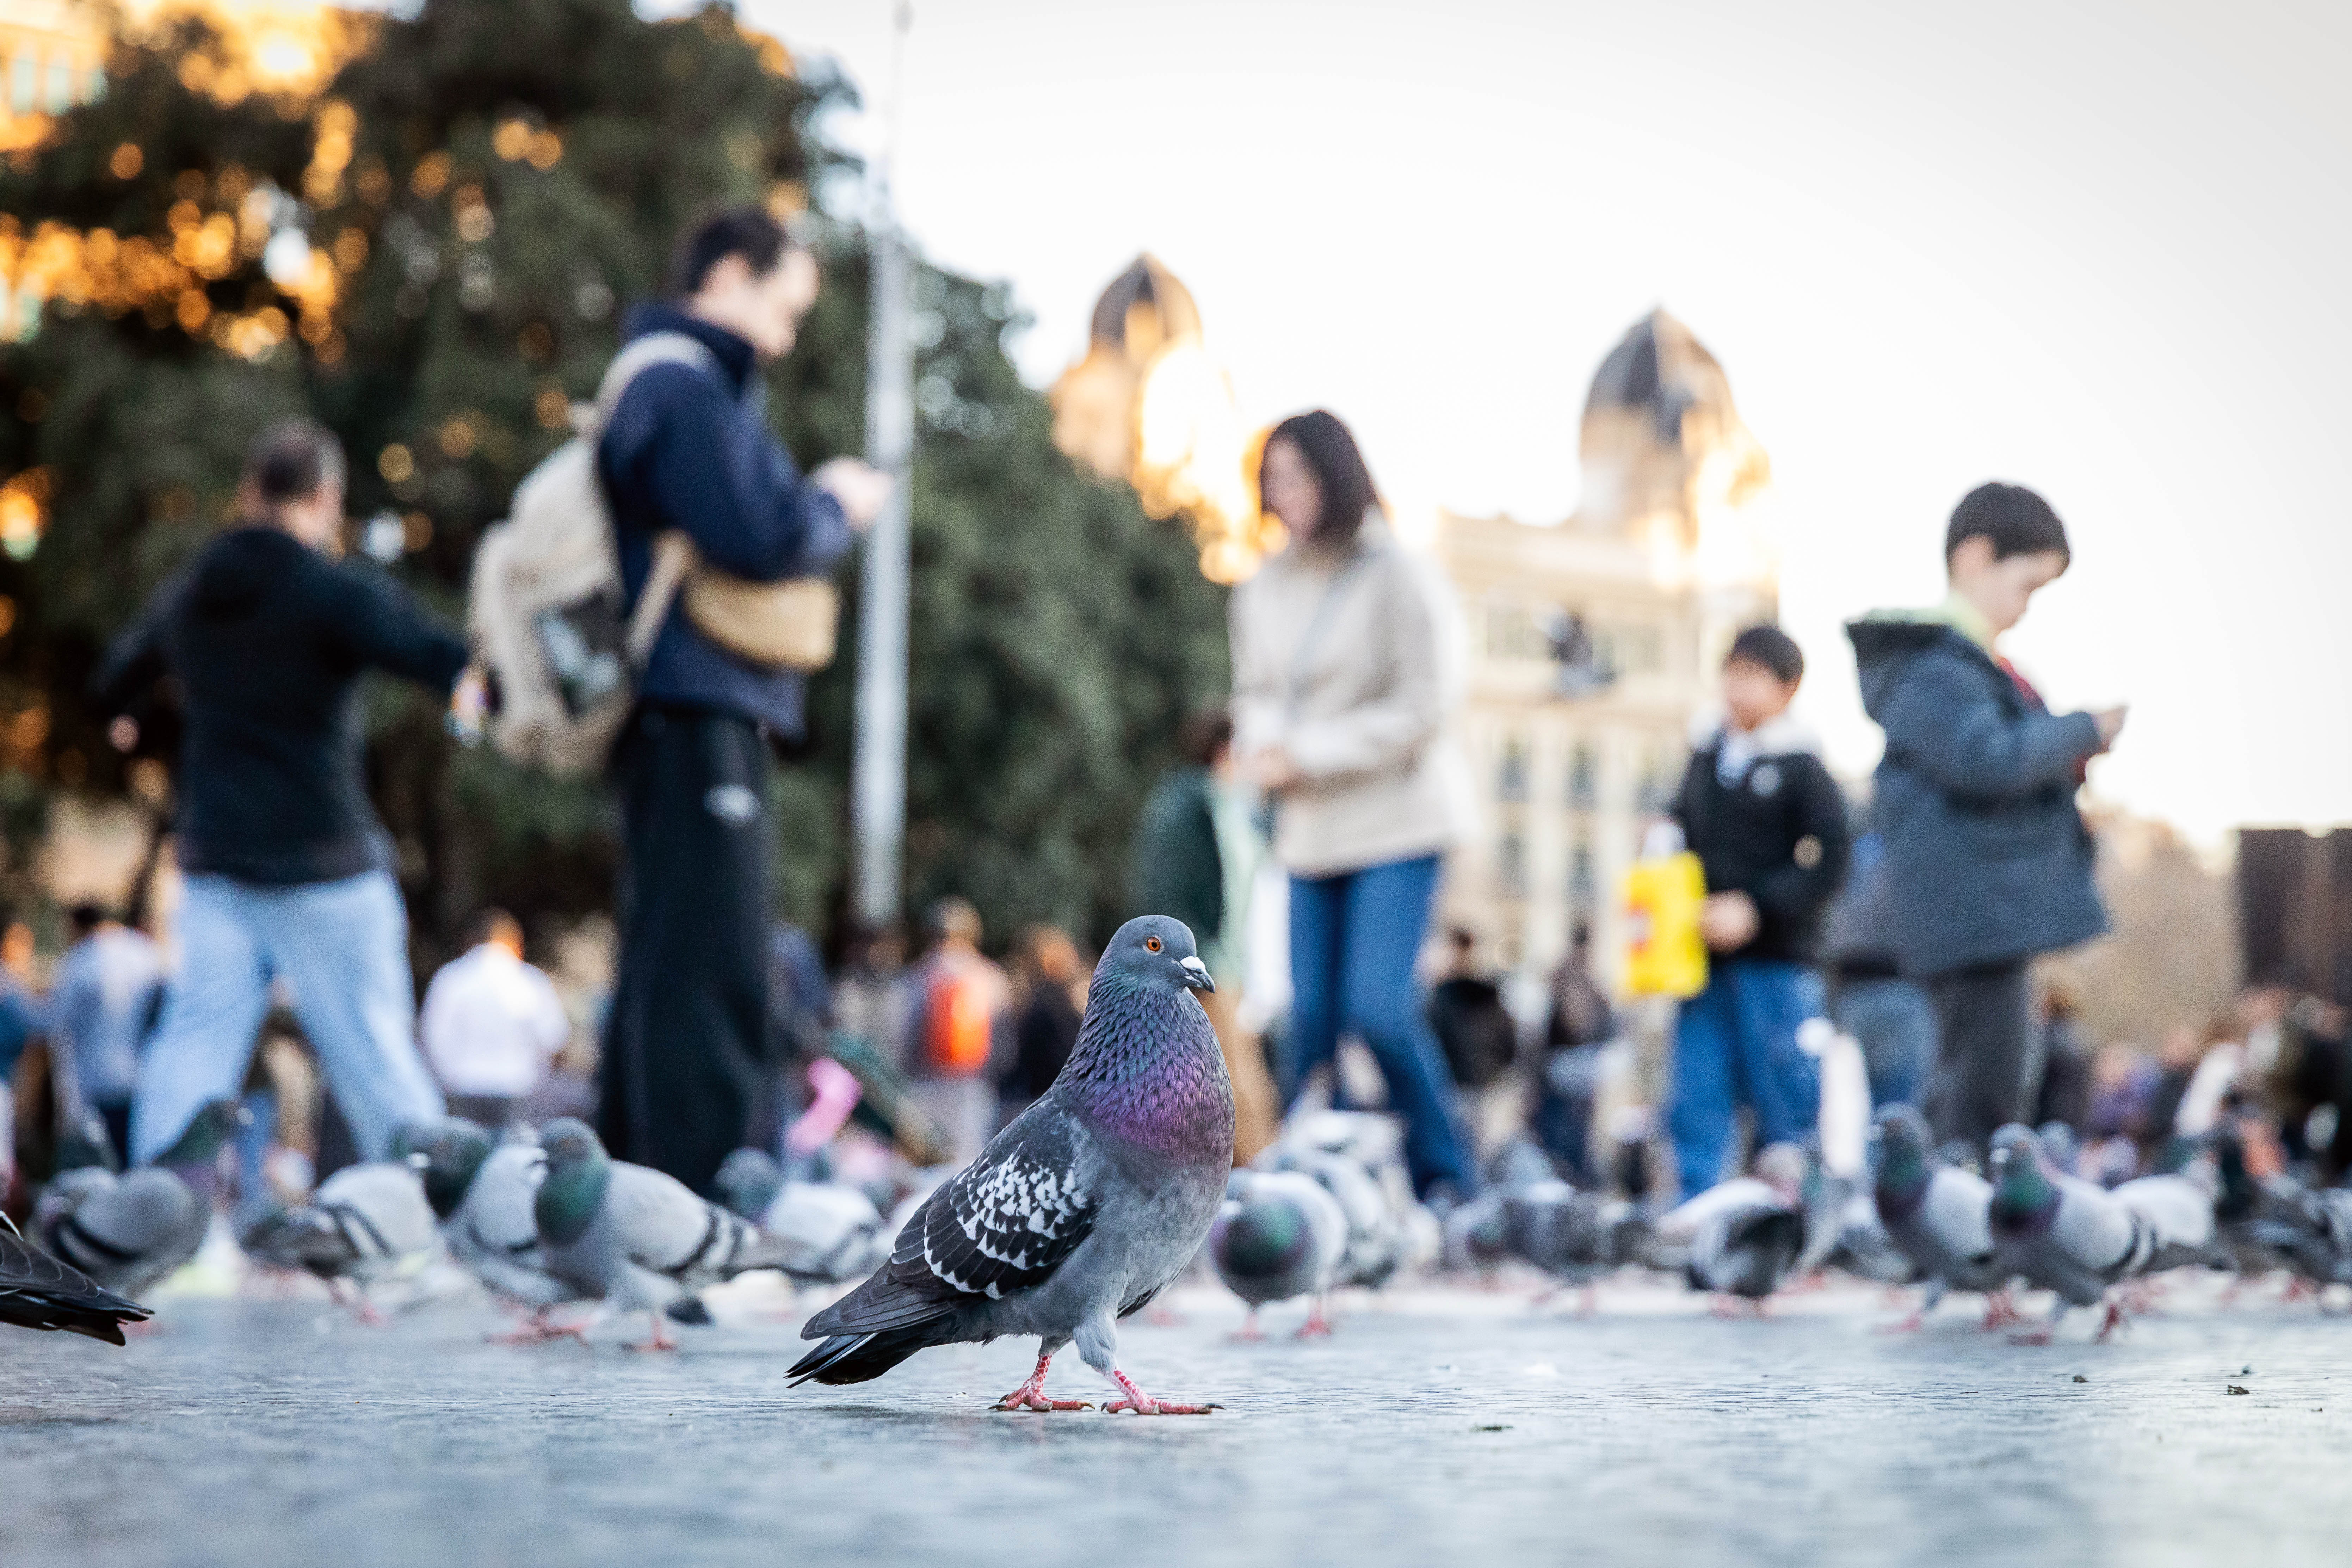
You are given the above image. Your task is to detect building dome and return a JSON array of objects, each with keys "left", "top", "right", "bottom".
[{"left": 1574, "top": 309, "right": 1770, "bottom": 547}]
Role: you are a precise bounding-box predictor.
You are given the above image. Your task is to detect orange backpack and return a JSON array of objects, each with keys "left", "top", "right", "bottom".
[{"left": 923, "top": 964, "right": 994, "bottom": 1077}]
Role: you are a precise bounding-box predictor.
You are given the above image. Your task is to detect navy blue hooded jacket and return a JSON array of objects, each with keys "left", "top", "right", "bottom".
[
  {"left": 597, "top": 304, "right": 853, "bottom": 738},
  {"left": 1846, "top": 616, "right": 2107, "bottom": 976}
]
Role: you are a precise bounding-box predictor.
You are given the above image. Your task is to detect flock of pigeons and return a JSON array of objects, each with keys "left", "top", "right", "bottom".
[{"left": 9, "top": 914, "right": 2352, "bottom": 1400}]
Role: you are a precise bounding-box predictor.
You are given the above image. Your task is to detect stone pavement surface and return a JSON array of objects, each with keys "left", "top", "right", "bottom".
[{"left": 5, "top": 1274, "right": 2350, "bottom": 1568}]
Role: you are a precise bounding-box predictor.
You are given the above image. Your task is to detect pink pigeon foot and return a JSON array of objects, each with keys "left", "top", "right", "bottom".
[
  {"left": 624, "top": 1309, "right": 679, "bottom": 1352},
  {"left": 1980, "top": 1290, "right": 2024, "bottom": 1331},
  {"left": 1229, "top": 1308, "right": 1265, "bottom": 1343},
  {"left": 1104, "top": 1369, "right": 1222, "bottom": 1415},
  {"left": 1294, "top": 1299, "right": 1334, "bottom": 1339},
  {"left": 2091, "top": 1300, "right": 2129, "bottom": 1343},
  {"left": 993, "top": 1351, "right": 1093, "bottom": 1412}
]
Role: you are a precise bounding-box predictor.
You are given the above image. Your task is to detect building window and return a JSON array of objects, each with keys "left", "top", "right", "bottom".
[
  {"left": 1595, "top": 621, "right": 1665, "bottom": 675},
  {"left": 45, "top": 57, "right": 73, "bottom": 113},
  {"left": 85, "top": 64, "right": 105, "bottom": 105},
  {"left": 10, "top": 54, "right": 37, "bottom": 115},
  {"left": 1496, "top": 735, "right": 1530, "bottom": 802},
  {"left": 1569, "top": 835, "right": 1596, "bottom": 913},
  {"left": 1568, "top": 741, "right": 1597, "bottom": 809},
  {"left": 1637, "top": 746, "right": 1677, "bottom": 811},
  {"left": 1498, "top": 832, "right": 1527, "bottom": 898}
]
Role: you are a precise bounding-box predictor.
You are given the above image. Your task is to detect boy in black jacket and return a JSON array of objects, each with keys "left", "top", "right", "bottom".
[{"left": 1665, "top": 626, "right": 1851, "bottom": 1199}]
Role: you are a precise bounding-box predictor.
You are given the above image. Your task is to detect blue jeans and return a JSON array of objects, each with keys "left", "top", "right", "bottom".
[
  {"left": 1667, "top": 961, "right": 1824, "bottom": 1200},
  {"left": 132, "top": 870, "right": 444, "bottom": 1166},
  {"left": 1282, "top": 854, "right": 1474, "bottom": 1197},
  {"left": 1832, "top": 975, "right": 1938, "bottom": 1111}
]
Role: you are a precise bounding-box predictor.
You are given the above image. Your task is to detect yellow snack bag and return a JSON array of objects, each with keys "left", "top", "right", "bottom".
[{"left": 1622, "top": 850, "right": 1708, "bottom": 998}]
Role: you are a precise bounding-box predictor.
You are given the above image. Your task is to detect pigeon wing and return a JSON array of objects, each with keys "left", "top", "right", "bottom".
[
  {"left": 806, "top": 1105, "right": 1099, "bottom": 1338},
  {"left": 605, "top": 1162, "right": 758, "bottom": 1283}
]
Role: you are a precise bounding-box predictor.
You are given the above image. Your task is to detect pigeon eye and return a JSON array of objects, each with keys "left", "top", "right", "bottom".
[{"left": 1144, "top": 936, "right": 1163, "bottom": 953}]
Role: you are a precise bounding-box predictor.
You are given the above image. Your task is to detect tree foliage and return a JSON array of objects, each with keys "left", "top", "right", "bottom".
[{"left": 0, "top": 0, "right": 1227, "bottom": 961}]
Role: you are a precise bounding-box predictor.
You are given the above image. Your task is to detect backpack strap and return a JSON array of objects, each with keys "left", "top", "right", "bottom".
[{"left": 577, "top": 331, "right": 723, "bottom": 667}]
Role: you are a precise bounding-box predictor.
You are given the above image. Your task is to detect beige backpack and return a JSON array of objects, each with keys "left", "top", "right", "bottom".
[{"left": 468, "top": 333, "right": 839, "bottom": 775}]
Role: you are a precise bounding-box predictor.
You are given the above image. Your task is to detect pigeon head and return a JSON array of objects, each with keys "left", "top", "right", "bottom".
[
  {"left": 1751, "top": 1141, "right": 1811, "bottom": 1205},
  {"left": 1987, "top": 1123, "right": 2059, "bottom": 1230},
  {"left": 716, "top": 1147, "right": 785, "bottom": 1223},
  {"left": 533, "top": 1118, "right": 613, "bottom": 1247},
  {"left": 1095, "top": 916, "right": 1214, "bottom": 996},
  {"left": 1217, "top": 1196, "right": 1311, "bottom": 1280},
  {"left": 416, "top": 1119, "right": 495, "bottom": 1220},
  {"left": 55, "top": 1111, "right": 121, "bottom": 1175},
  {"left": 153, "top": 1099, "right": 249, "bottom": 1169}
]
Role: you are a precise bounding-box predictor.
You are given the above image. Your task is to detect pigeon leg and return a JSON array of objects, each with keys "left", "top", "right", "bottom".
[
  {"left": 1979, "top": 1287, "right": 2024, "bottom": 1331},
  {"left": 1295, "top": 1296, "right": 1334, "bottom": 1339},
  {"left": 993, "top": 1350, "right": 1094, "bottom": 1412},
  {"left": 1230, "top": 1307, "right": 1265, "bottom": 1344},
  {"left": 1103, "top": 1369, "right": 1222, "bottom": 1416},
  {"left": 2091, "top": 1298, "right": 2129, "bottom": 1343},
  {"left": 1880, "top": 1279, "right": 1944, "bottom": 1333},
  {"left": 625, "top": 1307, "right": 679, "bottom": 1352},
  {"left": 489, "top": 1307, "right": 592, "bottom": 1347},
  {"left": 327, "top": 1277, "right": 388, "bottom": 1327},
  {"left": 2009, "top": 1300, "right": 2069, "bottom": 1346},
  {"left": 1578, "top": 1284, "right": 1600, "bottom": 1319}
]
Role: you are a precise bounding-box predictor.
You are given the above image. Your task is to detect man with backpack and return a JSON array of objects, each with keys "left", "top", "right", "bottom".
[
  {"left": 894, "top": 897, "right": 1013, "bottom": 1165},
  {"left": 591, "top": 207, "right": 888, "bottom": 1196}
]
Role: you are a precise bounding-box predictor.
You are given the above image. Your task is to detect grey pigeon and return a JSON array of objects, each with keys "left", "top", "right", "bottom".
[
  {"left": 413, "top": 1120, "right": 584, "bottom": 1337},
  {"left": 0, "top": 1216, "right": 152, "bottom": 1344},
  {"left": 37, "top": 1100, "right": 244, "bottom": 1300},
  {"left": 533, "top": 1118, "right": 787, "bottom": 1349},
  {"left": 1872, "top": 1104, "right": 2013, "bottom": 1328},
  {"left": 2211, "top": 1122, "right": 2352, "bottom": 1293},
  {"left": 791, "top": 916, "right": 1232, "bottom": 1414},
  {"left": 240, "top": 1141, "right": 441, "bottom": 1319},
  {"left": 717, "top": 1147, "right": 887, "bottom": 1285},
  {"left": 1440, "top": 1189, "right": 1516, "bottom": 1278},
  {"left": 1270, "top": 1146, "right": 1401, "bottom": 1290},
  {"left": 1504, "top": 1178, "right": 1649, "bottom": 1310},
  {"left": 1669, "top": 1144, "right": 1809, "bottom": 1310},
  {"left": 1211, "top": 1168, "right": 1348, "bottom": 1338},
  {"left": 1988, "top": 1122, "right": 2221, "bottom": 1342}
]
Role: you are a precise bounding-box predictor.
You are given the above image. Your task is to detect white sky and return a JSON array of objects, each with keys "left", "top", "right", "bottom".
[{"left": 742, "top": 0, "right": 2352, "bottom": 842}]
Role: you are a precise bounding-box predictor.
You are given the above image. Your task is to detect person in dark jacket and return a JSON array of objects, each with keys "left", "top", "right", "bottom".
[
  {"left": 1665, "top": 625, "right": 1851, "bottom": 1199},
  {"left": 94, "top": 419, "right": 465, "bottom": 1165},
  {"left": 1845, "top": 482, "right": 2125, "bottom": 1154},
  {"left": 595, "top": 207, "right": 886, "bottom": 1196}
]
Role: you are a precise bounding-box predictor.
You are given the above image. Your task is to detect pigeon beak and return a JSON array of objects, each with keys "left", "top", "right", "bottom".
[{"left": 1179, "top": 956, "right": 1215, "bottom": 993}]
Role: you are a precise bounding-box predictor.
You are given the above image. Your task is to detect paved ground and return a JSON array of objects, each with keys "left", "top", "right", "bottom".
[{"left": 5, "top": 1270, "right": 2350, "bottom": 1568}]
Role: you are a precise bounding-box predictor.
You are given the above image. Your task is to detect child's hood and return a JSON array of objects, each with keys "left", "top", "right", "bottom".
[{"left": 1845, "top": 611, "right": 1988, "bottom": 727}]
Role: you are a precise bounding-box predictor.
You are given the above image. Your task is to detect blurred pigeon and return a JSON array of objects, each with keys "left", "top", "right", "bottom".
[
  {"left": 533, "top": 1118, "right": 790, "bottom": 1349},
  {"left": 791, "top": 916, "right": 1233, "bottom": 1414},
  {"left": 37, "top": 1100, "right": 244, "bottom": 1300},
  {"left": 413, "top": 1119, "right": 584, "bottom": 1338},
  {"left": 1280, "top": 1110, "right": 1406, "bottom": 1174},
  {"left": 2212, "top": 1121, "right": 2352, "bottom": 1292},
  {"left": 240, "top": 1139, "right": 441, "bottom": 1320},
  {"left": 1988, "top": 1122, "right": 2222, "bottom": 1342},
  {"left": 1212, "top": 1168, "right": 1349, "bottom": 1338},
  {"left": 2036, "top": 1121, "right": 2082, "bottom": 1178},
  {"left": 0, "top": 1216, "right": 152, "bottom": 1344},
  {"left": 1441, "top": 1189, "right": 1516, "bottom": 1278},
  {"left": 718, "top": 1149, "right": 889, "bottom": 1284},
  {"left": 1872, "top": 1104, "right": 2012, "bottom": 1329},
  {"left": 1504, "top": 1178, "right": 1648, "bottom": 1311},
  {"left": 1270, "top": 1146, "right": 1401, "bottom": 1290},
  {"left": 1671, "top": 1144, "right": 1809, "bottom": 1310}
]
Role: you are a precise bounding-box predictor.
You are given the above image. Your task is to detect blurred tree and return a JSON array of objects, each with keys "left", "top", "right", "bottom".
[{"left": 0, "top": 0, "right": 1226, "bottom": 963}]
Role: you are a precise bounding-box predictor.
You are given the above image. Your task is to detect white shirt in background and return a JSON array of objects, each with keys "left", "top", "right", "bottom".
[{"left": 419, "top": 943, "right": 571, "bottom": 1099}]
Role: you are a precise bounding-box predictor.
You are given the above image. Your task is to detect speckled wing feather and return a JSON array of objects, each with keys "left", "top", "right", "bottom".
[{"left": 807, "top": 1103, "right": 1100, "bottom": 1337}]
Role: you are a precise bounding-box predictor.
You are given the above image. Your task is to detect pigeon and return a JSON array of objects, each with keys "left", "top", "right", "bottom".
[
  {"left": 2211, "top": 1122, "right": 2352, "bottom": 1294},
  {"left": 1871, "top": 1104, "right": 2012, "bottom": 1329},
  {"left": 791, "top": 916, "right": 1233, "bottom": 1414},
  {"left": 0, "top": 1216, "right": 152, "bottom": 1344},
  {"left": 532, "top": 1118, "right": 786, "bottom": 1348},
  {"left": 1504, "top": 1178, "right": 1649, "bottom": 1311},
  {"left": 1211, "top": 1168, "right": 1349, "bottom": 1338},
  {"left": 1270, "top": 1146, "right": 1402, "bottom": 1290},
  {"left": 1668, "top": 1144, "right": 1809, "bottom": 1311},
  {"left": 414, "top": 1118, "right": 592, "bottom": 1339},
  {"left": 1987, "top": 1122, "right": 2222, "bottom": 1342},
  {"left": 716, "top": 1147, "right": 889, "bottom": 1285},
  {"left": 1440, "top": 1189, "right": 1517, "bottom": 1279},
  {"left": 37, "top": 1100, "right": 244, "bottom": 1300},
  {"left": 240, "top": 1141, "right": 442, "bottom": 1320}
]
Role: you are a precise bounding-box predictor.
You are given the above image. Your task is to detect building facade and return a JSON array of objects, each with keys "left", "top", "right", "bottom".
[{"left": 1434, "top": 309, "right": 1777, "bottom": 996}]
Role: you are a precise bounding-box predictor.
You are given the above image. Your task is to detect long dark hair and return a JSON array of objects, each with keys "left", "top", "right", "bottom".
[{"left": 1260, "top": 409, "right": 1378, "bottom": 547}]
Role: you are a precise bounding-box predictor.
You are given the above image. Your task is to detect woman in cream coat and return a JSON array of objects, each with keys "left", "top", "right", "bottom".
[{"left": 1230, "top": 410, "right": 1476, "bottom": 1200}]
